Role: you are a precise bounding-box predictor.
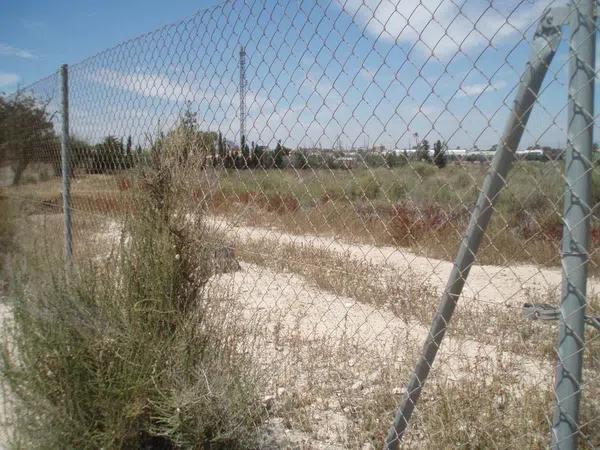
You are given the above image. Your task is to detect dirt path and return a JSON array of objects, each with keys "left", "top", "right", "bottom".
[
  {"left": 207, "top": 261, "right": 553, "bottom": 448},
  {"left": 93, "top": 212, "right": 558, "bottom": 359},
  {"left": 83, "top": 213, "right": 572, "bottom": 384},
  {"left": 209, "top": 262, "right": 551, "bottom": 383},
  {"left": 207, "top": 215, "right": 600, "bottom": 308}
]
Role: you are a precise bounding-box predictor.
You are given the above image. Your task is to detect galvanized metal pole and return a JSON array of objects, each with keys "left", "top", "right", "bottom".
[
  {"left": 384, "top": 8, "right": 567, "bottom": 449},
  {"left": 552, "top": 0, "right": 595, "bottom": 447},
  {"left": 60, "top": 64, "right": 73, "bottom": 262}
]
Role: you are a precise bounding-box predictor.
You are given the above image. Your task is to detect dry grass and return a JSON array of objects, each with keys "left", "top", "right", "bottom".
[
  {"left": 0, "top": 159, "right": 265, "bottom": 449},
  {"left": 235, "top": 237, "right": 590, "bottom": 362},
  {"left": 0, "top": 198, "right": 19, "bottom": 272},
  {"left": 3, "top": 162, "right": 598, "bottom": 272},
  {"left": 1, "top": 236, "right": 263, "bottom": 448},
  {"left": 2, "top": 160, "right": 600, "bottom": 448},
  {"left": 229, "top": 235, "right": 600, "bottom": 448},
  {"left": 205, "top": 163, "right": 600, "bottom": 273}
]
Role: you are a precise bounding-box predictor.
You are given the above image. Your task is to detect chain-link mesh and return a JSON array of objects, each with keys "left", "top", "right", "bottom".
[{"left": 1, "top": 0, "right": 599, "bottom": 448}]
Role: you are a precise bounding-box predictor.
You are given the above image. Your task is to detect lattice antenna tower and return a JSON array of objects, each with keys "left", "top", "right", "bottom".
[{"left": 239, "top": 46, "right": 246, "bottom": 148}]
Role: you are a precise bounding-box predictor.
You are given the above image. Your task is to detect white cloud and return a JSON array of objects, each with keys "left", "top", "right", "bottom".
[
  {"left": 458, "top": 80, "right": 507, "bottom": 97},
  {"left": 0, "top": 43, "right": 35, "bottom": 59},
  {"left": 335, "top": 0, "right": 550, "bottom": 58},
  {"left": 0, "top": 72, "right": 20, "bottom": 88},
  {"left": 89, "top": 69, "right": 195, "bottom": 102}
]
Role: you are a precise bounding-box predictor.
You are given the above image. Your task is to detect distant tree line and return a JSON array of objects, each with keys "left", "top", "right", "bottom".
[
  {"left": 72, "top": 135, "right": 139, "bottom": 173},
  {"left": 1, "top": 95, "right": 576, "bottom": 186},
  {"left": 217, "top": 134, "right": 290, "bottom": 170}
]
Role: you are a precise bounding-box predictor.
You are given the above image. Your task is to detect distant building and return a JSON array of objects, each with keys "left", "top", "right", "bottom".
[
  {"left": 516, "top": 148, "right": 545, "bottom": 160},
  {"left": 335, "top": 156, "right": 357, "bottom": 169}
]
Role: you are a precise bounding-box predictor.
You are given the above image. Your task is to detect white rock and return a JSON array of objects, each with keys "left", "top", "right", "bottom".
[
  {"left": 367, "top": 370, "right": 379, "bottom": 382},
  {"left": 351, "top": 380, "right": 364, "bottom": 391}
]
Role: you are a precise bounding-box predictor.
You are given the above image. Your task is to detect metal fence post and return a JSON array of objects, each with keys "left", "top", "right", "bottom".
[
  {"left": 60, "top": 64, "right": 73, "bottom": 263},
  {"left": 383, "top": 8, "right": 567, "bottom": 449},
  {"left": 552, "top": 0, "right": 596, "bottom": 447}
]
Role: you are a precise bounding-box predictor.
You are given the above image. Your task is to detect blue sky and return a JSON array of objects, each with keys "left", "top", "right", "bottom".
[
  {"left": 0, "top": 0, "right": 593, "bottom": 150},
  {"left": 0, "top": 0, "right": 220, "bottom": 89}
]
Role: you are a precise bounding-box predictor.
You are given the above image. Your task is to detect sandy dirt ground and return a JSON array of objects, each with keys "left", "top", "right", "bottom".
[
  {"left": 0, "top": 293, "right": 12, "bottom": 449},
  {"left": 200, "top": 215, "right": 584, "bottom": 447},
  {"left": 207, "top": 215, "right": 600, "bottom": 308},
  {"left": 208, "top": 261, "right": 551, "bottom": 382},
  {"left": 3, "top": 213, "right": 595, "bottom": 448}
]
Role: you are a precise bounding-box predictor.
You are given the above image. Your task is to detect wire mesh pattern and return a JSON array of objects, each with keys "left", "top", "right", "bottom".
[{"left": 1, "top": 0, "right": 599, "bottom": 448}]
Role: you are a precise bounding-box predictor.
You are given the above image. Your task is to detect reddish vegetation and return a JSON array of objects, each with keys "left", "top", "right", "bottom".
[
  {"left": 320, "top": 191, "right": 344, "bottom": 204},
  {"left": 204, "top": 189, "right": 600, "bottom": 254},
  {"left": 517, "top": 208, "right": 600, "bottom": 246},
  {"left": 204, "top": 191, "right": 227, "bottom": 208},
  {"left": 264, "top": 195, "right": 299, "bottom": 213},
  {"left": 593, "top": 229, "right": 600, "bottom": 246},
  {"left": 238, "top": 192, "right": 263, "bottom": 205},
  {"left": 116, "top": 177, "right": 132, "bottom": 191},
  {"left": 387, "top": 203, "right": 464, "bottom": 245},
  {"left": 528, "top": 223, "right": 600, "bottom": 246},
  {"left": 320, "top": 192, "right": 333, "bottom": 204},
  {"left": 207, "top": 191, "right": 298, "bottom": 214}
]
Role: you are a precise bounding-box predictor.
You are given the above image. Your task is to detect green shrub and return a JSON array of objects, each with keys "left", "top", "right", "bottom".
[
  {"left": 258, "top": 172, "right": 288, "bottom": 195},
  {"left": 0, "top": 197, "right": 18, "bottom": 265},
  {"left": 388, "top": 180, "right": 410, "bottom": 201},
  {"left": 346, "top": 174, "right": 380, "bottom": 200},
  {"left": 451, "top": 170, "right": 477, "bottom": 190},
  {"left": 410, "top": 162, "right": 436, "bottom": 178},
  {"left": 1, "top": 154, "right": 263, "bottom": 449},
  {"left": 432, "top": 183, "right": 456, "bottom": 204}
]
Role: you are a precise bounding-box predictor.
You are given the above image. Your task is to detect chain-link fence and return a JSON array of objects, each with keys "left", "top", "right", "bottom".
[{"left": 1, "top": 0, "right": 599, "bottom": 448}]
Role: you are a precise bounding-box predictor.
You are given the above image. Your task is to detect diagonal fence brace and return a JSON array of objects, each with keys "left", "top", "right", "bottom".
[{"left": 383, "top": 6, "right": 570, "bottom": 449}]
